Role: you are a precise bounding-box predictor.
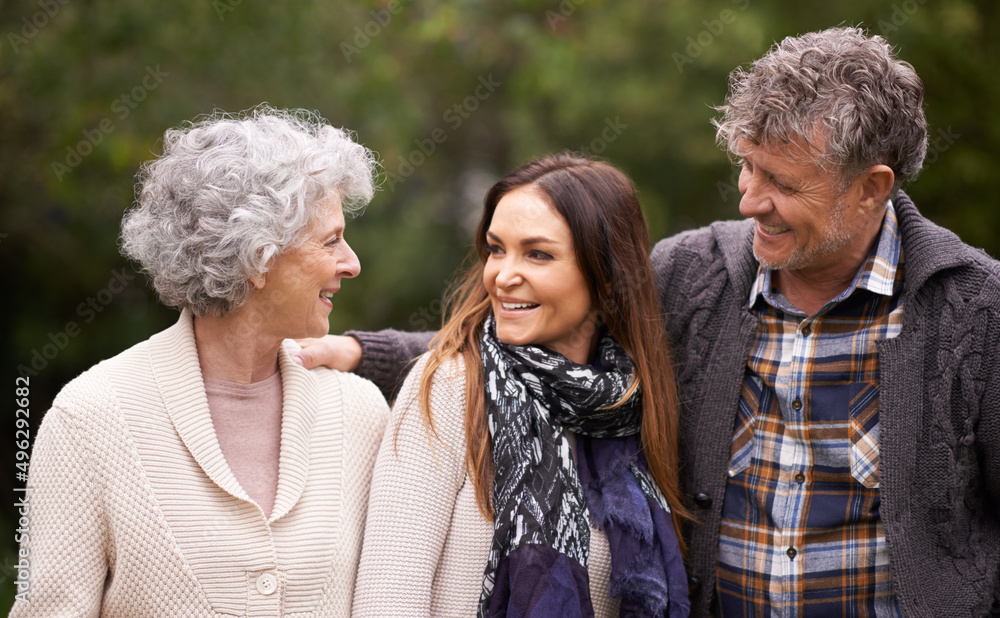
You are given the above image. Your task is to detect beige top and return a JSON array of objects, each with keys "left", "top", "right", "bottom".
[
  {"left": 353, "top": 354, "right": 620, "bottom": 617},
  {"left": 12, "top": 310, "right": 389, "bottom": 617},
  {"left": 204, "top": 372, "right": 283, "bottom": 518}
]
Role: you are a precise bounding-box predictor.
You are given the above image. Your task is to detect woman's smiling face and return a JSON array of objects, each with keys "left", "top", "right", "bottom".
[
  {"left": 252, "top": 193, "right": 360, "bottom": 340},
  {"left": 482, "top": 186, "right": 597, "bottom": 364}
]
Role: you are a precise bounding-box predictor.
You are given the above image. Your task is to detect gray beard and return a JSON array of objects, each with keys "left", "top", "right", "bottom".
[{"left": 754, "top": 197, "right": 851, "bottom": 271}]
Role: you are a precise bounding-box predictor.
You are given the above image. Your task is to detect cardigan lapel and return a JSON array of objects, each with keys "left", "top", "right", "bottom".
[
  {"left": 147, "top": 310, "right": 249, "bottom": 503},
  {"left": 716, "top": 218, "right": 757, "bottom": 307},
  {"left": 893, "top": 192, "right": 969, "bottom": 296},
  {"left": 269, "top": 341, "right": 323, "bottom": 522},
  {"left": 148, "top": 311, "right": 326, "bottom": 520}
]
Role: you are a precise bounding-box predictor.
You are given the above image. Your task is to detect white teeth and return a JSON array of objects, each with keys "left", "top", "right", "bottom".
[
  {"left": 759, "top": 222, "right": 789, "bottom": 235},
  {"left": 320, "top": 291, "right": 334, "bottom": 299},
  {"left": 502, "top": 302, "right": 537, "bottom": 310}
]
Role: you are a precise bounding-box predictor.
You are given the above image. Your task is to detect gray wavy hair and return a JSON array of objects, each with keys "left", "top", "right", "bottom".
[
  {"left": 714, "top": 27, "right": 928, "bottom": 194},
  {"left": 121, "top": 106, "right": 378, "bottom": 317}
]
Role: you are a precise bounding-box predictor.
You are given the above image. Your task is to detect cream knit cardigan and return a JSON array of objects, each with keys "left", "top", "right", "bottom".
[
  {"left": 353, "top": 354, "right": 620, "bottom": 617},
  {"left": 12, "top": 311, "right": 388, "bottom": 617}
]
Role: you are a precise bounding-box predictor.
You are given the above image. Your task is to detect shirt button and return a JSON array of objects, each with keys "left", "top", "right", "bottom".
[
  {"left": 792, "top": 399, "right": 802, "bottom": 411},
  {"left": 692, "top": 492, "right": 712, "bottom": 509},
  {"left": 256, "top": 572, "right": 278, "bottom": 595},
  {"left": 801, "top": 325, "right": 811, "bottom": 336},
  {"left": 787, "top": 547, "right": 797, "bottom": 559},
  {"left": 794, "top": 472, "right": 805, "bottom": 484}
]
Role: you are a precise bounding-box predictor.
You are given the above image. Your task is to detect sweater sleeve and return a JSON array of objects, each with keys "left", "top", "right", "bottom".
[
  {"left": 980, "top": 301, "right": 1000, "bottom": 514},
  {"left": 985, "top": 342, "right": 1000, "bottom": 613},
  {"left": 347, "top": 328, "right": 436, "bottom": 403},
  {"left": 10, "top": 405, "right": 108, "bottom": 618},
  {"left": 353, "top": 355, "right": 472, "bottom": 616}
]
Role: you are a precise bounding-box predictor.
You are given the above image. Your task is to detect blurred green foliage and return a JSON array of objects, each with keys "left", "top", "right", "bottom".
[{"left": 1, "top": 0, "right": 997, "bottom": 609}]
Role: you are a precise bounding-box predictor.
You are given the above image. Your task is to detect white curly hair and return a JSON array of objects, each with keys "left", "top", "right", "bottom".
[{"left": 121, "top": 105, "right": 379, "bottom": 317}]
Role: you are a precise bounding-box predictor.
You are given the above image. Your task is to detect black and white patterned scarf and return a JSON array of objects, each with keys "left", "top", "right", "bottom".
[{"left": 478, "top": 314, "right": 655, "bottom": 615}]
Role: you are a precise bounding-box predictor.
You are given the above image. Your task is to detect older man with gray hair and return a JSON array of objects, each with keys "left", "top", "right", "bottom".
[
  {"left": 299, "top": 27, "right": 1000, "bottom": 616},
  {"left": 671, "top": 26, "right": 1000, "bottom": 616}
]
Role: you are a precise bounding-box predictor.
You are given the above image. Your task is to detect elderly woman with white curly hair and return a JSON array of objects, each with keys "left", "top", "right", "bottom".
[{"left": 11, "top": 107, "right": 388, "bottom": 617}]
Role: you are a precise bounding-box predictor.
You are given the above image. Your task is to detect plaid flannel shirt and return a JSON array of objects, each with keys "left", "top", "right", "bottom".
[{"left": 717, "top": 203, "right": 906, "bottom": 617}]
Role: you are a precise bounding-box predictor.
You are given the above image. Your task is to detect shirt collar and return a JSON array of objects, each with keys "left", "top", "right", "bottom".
[{"left": 749, "top": 200, "right": 904, "bottom": 311}]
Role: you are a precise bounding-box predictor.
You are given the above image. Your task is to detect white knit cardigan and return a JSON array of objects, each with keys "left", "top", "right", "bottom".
[
  {"left": 353, "top": 354, "right": 620, "bottom": 617},
  {"left": 11, "top": 311, "right": 389, "bottom": 617}
]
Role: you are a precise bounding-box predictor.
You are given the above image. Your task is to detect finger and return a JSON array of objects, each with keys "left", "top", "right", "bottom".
[{"left": 294, "top": 343, "right": 327, "bottom": 370}]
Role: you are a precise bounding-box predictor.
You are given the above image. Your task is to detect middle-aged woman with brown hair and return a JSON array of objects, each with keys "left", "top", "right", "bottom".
[
  {"left": 352, "top": 153, "right": 691, "bottom": 617},
  {"left": 11, "top": 107, "right": 389, "bottom": 617}
]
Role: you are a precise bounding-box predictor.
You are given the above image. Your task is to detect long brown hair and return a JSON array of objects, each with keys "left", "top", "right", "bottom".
[{"left": 414, "top": 152, "right": 690, "bottom": 546}]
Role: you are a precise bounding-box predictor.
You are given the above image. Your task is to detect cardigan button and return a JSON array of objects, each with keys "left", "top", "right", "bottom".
[
  {"left": 693, "top": 493, "right": 712, "bottom": 509},
  {"left": 256, "top": 572, "right": 278, "bottom": 595},
  {"left": 688, "top": 575, "right": 701, "bottom": 590}
]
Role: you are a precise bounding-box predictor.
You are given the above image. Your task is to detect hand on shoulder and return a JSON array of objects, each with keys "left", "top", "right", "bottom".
[{"left": 292, "top": 334, "right": 362, "bottom": 371}]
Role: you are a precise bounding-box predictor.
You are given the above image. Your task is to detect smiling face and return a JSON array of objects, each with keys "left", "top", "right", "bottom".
[
  {"left": 482, "top": 186, "right": 597, "bottom": 364},
  {"left": 253, "top": 193, "right": 360, "bottom": 340},
  {"left": 736, "top": 138, "right": 867, "bottom": 276}
]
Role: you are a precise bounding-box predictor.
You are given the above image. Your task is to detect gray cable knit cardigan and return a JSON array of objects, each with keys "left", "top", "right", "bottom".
[{"left": 352, "top": 192, "right": 1000, "bottom": 617}]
